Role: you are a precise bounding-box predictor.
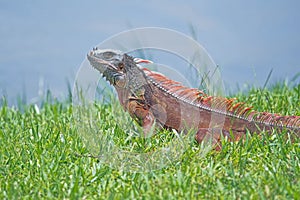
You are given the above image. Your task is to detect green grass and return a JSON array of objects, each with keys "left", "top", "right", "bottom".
[{"left": 0, "top": 83, "right": 299, "bottom": 199}]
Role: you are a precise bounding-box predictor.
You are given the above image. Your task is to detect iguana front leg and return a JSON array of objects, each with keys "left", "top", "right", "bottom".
[{"left": 126, "top": 99, "right": 156, "bottom": 136}]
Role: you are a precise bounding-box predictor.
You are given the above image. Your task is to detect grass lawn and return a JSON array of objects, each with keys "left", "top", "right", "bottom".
[{"left": 0, "top": 83, "right": 299, "bottom": 199}]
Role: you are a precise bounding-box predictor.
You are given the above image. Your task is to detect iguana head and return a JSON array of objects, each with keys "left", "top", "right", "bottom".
[
  {"left": 87, "top": 48, "right": 128, "bottom": 87},
  {"left": 87, "top": 48, "right": 152, "bottom": 95}
]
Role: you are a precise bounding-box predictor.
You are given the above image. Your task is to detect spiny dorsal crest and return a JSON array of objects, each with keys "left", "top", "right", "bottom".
[{"left": 140, "top": 66, "right": 300, "bottom": 129}]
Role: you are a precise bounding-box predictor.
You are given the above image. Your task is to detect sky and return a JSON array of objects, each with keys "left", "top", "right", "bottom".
[{"left": 0, "top": 0, "right": 299, "bottom": 104}]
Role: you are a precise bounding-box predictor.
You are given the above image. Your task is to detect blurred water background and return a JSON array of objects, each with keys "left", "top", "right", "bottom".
[{"left": 0, "top": 1, "right": 299, "bottom": 105}]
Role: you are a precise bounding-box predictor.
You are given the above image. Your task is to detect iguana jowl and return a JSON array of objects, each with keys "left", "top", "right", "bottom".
[{"left": 87, "top": 48, "right": 300, "bottom": 147}]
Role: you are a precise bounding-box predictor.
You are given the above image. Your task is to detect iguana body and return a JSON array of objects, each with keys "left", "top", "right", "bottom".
[{"left": 87, "top": 49, "right": 300, "bottom": 147}]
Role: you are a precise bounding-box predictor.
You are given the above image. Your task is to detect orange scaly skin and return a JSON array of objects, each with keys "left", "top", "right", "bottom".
[{"left": 87, "top": 49, "right": 300, "bottom": 148}]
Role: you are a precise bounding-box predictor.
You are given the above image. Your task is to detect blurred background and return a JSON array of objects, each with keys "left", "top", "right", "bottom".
[{"left": 0, "top": 0, "right": 299, "bottom": 105}]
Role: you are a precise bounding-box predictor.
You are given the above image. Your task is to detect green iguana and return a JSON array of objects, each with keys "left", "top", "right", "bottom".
[{"left": 87, "top": 48, "right": 300, "bottom": 148}]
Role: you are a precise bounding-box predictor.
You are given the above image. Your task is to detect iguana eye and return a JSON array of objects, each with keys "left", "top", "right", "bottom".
[
  {"left": 102, "top": 51, "right": 115, "bottom": 59},
  {"left": 118, "top": 63, "right": 124, "bottom": 70}
]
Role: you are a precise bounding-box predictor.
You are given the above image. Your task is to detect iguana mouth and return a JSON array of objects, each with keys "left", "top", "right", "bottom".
[{"left": 87, "top": 49, "right": 119, "bottom": 72}]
